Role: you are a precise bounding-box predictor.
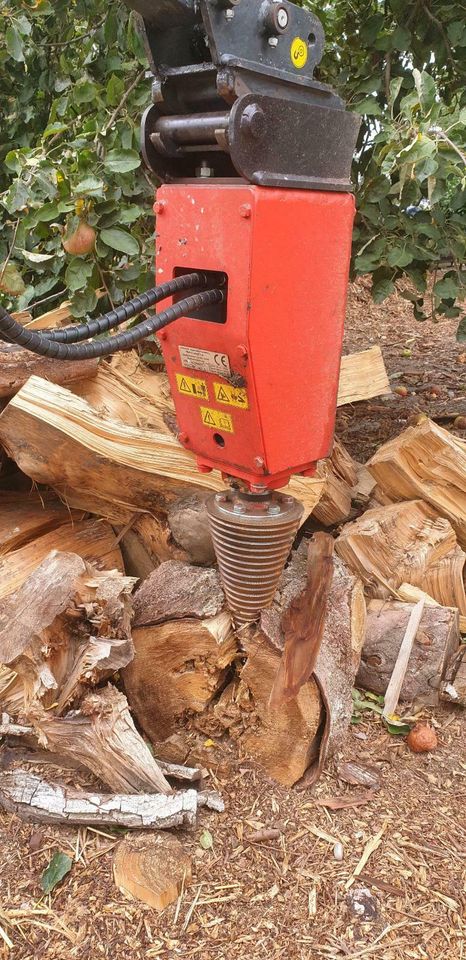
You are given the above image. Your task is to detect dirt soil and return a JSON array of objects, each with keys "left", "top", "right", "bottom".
[{"left": 0, "top": 279, "right": 465, "bottom": 960}]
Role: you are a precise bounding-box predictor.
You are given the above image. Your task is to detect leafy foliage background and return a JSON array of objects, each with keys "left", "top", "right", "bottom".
[{"left": 1, "top": 0, "right": 465, "bottom": 334}]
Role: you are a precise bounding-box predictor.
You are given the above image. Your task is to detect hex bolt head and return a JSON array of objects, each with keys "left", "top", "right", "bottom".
[
  {"left": 240, "top": 104, "right": 267, "bottom": 141},
  {"left": 268, "top": 36, "right": 279, "bottom": 47},
  {"left": 268, "top": 504, "right": 281, "bottom": 516},
  {"left": 153, "top": 200, "right": 166, "bottom": 214},
  {"left": 225, "top": 8, "right": 234, "bottom": 19},
  {"left": 233, "top": 502, "right": 246, "bottom": 514},
  {"left": 178, "top": 431, "right": 189, "bottom": 444},
  {"left": 254, "top": 456, "right": 265, "bottom": 470},
  {"left": 239, "top": 204, "right": 251, "bottom": 219}
]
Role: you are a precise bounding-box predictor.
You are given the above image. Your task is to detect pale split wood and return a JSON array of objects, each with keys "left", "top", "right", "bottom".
[
  {"left": 0, "top": 376, "right": 324, "bottom": 523},
  {"left": 113, "top": 834, "right": 192, "bottom": 911},
  {"left": 30, "top": 685, "right": 171, "bottom": 794},
  {"left": 382, "top": 598, "right": 425, "bottom": 719},
  {"left": 335, "top": 500, "right": 466, "bottom": 616},
  {"left": 337, "top": 346, "right": 390, "bottom": 405},
  {"left": 0, "top": 491, "right": 82, "bottom": 556},
  {"left": 0, "top": 770, "right": 200, "bottom": 828},
  {"left": 0, "top": 520, "right": 124, "bottom": 601},
  {"left": 367, "top": 418, "right": 466, "bottom": 548},
  {"left": 397, "top": 582, "right": 466, "bottom": 633}
]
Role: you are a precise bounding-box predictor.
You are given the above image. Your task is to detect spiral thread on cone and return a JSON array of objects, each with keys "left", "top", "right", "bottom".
[{"left": 206, "top": 490, "right": 303, "bottom": 627}]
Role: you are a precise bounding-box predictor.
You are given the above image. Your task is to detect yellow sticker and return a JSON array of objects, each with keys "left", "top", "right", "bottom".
[
  {"left": 290, "top": 36, "right": 308, "bottom": 69},
  {"left": 176, "top": 373, "right": 209, "bottom": 400},
  {"left": 200, "top": 406, "right": 234, "bottom": 433},
  {"left": 214, "top": 382, "right": 249, "bottom": 409}
]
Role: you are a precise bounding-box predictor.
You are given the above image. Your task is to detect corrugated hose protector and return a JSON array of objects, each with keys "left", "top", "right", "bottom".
[{"left": 0, "top": 272, "right": 223, "bottom": 360}]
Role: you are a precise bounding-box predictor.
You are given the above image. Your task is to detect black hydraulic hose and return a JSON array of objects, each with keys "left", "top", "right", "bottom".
[
  {"left": 0, "top": 288, "right": 223, "bottom": 361},
  {"left": 42, "top": 272, "right": 208, "bottom": 343}
]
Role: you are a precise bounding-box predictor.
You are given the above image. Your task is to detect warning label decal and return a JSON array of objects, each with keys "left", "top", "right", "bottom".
[
  {"left": 214, "top": 382, "right": 249, "bottom": 409},
  {"left": 200, "top": 406, "right": 234, "bottom": 433},
  {"left": 176, "top": 372, "right": 208, "bottom": 399}
]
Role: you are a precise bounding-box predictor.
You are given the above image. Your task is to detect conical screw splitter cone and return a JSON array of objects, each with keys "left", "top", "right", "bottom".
[{"left": 206, "top": 489, "right": 303, "bottom": 627}]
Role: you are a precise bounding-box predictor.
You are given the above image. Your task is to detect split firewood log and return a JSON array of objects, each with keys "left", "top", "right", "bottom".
[
  {"left": 0, "top": 491, "right": 82, "bottom": 555},
  {"left": 123, "top": 562, "right": 237, "bottom": 741},
  {"left": 0, "top": 550, "right": 134, "bottom": 715},
  {"left": 357, "top": 599, "right": 460, "bottom": 706},
  {"left": 0, "top": 342, "right": 99, "bottom": 398},
  {"left": 0, "top": 519, "right": 123, "bottom": 601},
  {"left": 206, "top": 544, "right": 366, "bottom": 787},
  {"left": 367, "top": 418, "right": 466, "bottom": 549},
  {"left": 113, "top": 834, "right": 192, "bottom": 910},
  {"left": 0, "top": 376, "right": 325, "bottom": 523},
  {"left": 335, "top": 500, "right": 466, "bottom": 617},
  {"left": 30, "top": 685, "right": 171, "bottom": 794}
]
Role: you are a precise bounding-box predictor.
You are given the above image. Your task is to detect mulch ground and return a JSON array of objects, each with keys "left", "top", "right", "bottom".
[{"left": 0, "top": 279, "right": 465, "bottom": 960}]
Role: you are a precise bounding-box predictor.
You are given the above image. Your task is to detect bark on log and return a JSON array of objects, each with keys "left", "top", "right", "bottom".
[
  {"left": 0, "top": 342, "right": 99, "bottom": 398},
  {"left": 0, "top": 550, "right": 134, "bottom": 714},
  {"left": 31, "top": 685, "right": 171, "bottom": 794},
  {"left": 335, "top": 500, "right": 466, "bottom": 616},
  {"left": 367, "top": 418, "right": 466, "bottom": 549},
  {"left": 0, "top": 376, "right": 325, "bottom": 523},
  {"left": 206, "top": 546, "right": 365, "bottom": 787},
  {"left": 123, "top": 562, "right": 237, "bottom": 741},
  {"left": 357, "top": 599, "right": 460, "bottom": 706},
  {"left": 0, "top": 771, "right": 200, "bottom": 828},
  {"left": 0, "top": 520, "right": 124, "bottom": 601},
  {"left": 113, "top": 834, "right": 192, "bottom": 910}
]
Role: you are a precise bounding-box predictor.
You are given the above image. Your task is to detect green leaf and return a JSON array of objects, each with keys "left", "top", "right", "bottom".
[
  {"left": 0, "top": 262, "right": 26, "bottom": 296},
  {"left": 100, "top": 227, "right": 139, "bottom": 256},
  {"left": 74, "top": 177, "right": 105, "bottom": 196},
  {"left": 41, "top": 851, "right": 73, "bottom": 894},
  {"left": 434, "top": 276, "right": 459, "bottom": 299},
  {"left": 352, "top": 98, "right": 383, "bottom": 117},
  {"left": 456, "top": 317, "right": 466, "bottom": 342},
  {"left": 389, "top": 77, "right": 403, "bottom": 109},
  {"left": 6, "top": 26, "right": 24, "bottom": 62},
  {"left": 104, "top": 149, "right": 141, "bottom": 174},
  {"left": 106, "top": 74, "right": 125, "bottom": 106},
  {"left": 384, "top": 718, "right": 411, "bottom": 736},
  {"left": 43, "top": 123, "right": 68, "bottom": 140},
  {"left": 412, "top": 69, "right": 437, "bottom": 111},
  {"left": 70, "top": 287, "right": 99, "bottom": 318},
  {"left": 65, "top": 258, "right": 93, "bottom": 292},
  {"left": 390, "top": 26, "right": 411, "bottom": 51},
  {"left": 387, "top": 246, "right": 413, "bottom": 268},
  {"left": 199, "top": 829, "right": 213, "bottom": 850},
  {"left": 372, "top": 276, "right": 396, "bottom": 302}
]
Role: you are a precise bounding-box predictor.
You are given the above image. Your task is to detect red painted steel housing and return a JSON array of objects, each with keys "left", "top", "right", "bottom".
[{"left": 155, "top": 182, "right": 355, "bottom": 490}]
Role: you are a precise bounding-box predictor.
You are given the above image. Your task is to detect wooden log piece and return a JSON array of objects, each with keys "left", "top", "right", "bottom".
[
  {"left": 367, "top": 418, "right": 466, "bottom": 549},
  {"left": 207, "top": 547, "right": 365, "bottom": 787},
  {"left": 0, "top": 771, "right": 200, "bottom": 829},
  {"left": 113, "top": 834, "right": 192, "bottom": 910},
  {"left": 0, "top": 376, "right": 325, "bottom": 523},
  {"left": 335, "top": 500, "right": 466, "bottom": 616},
  {"left": 0, "top": 520, "right": 123, "bottom": 601},
  {"left": 0, "top": 491, "right": 82, "bottom": 555},
  {"left": 0, "top": 342, "right": 99, "bottom": 398},
  {"left": 124, "top": 562, "right": 237, "bottom": 741},
  {"left": 357, "top": 599, "right": 460, "bottom": 706},
  {"left": 0, "top": 550, "right": 134, "bottom": 715},
  {"left": 31, "top": 685, "right": 171, "bottom": 794}
]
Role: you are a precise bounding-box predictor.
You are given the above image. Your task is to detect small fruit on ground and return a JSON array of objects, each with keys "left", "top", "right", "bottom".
[
  {"left": 406, "top": 721, "right": 438, "bottom": 753},
  {"left": 394, "top": 385, "right": 409, "bottom": 397}
]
